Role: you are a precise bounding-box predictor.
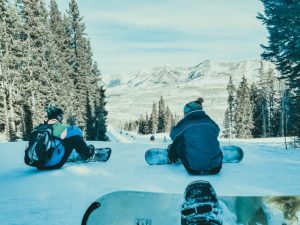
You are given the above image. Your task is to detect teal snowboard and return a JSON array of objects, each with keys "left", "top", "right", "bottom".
[
  {"left": 81, "top": 190, "right": 299, "bottom": 225},
  {"left": 145, "top": 145, "right": 244, "bottom": 165}
]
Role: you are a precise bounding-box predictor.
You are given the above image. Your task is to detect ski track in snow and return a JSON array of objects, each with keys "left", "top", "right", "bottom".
[{"left": 0, "top": 129, "right": 300, "bottom": 225}]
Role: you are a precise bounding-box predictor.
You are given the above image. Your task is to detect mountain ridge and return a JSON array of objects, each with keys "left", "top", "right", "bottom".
[{"left": 102, "top": 59, "right": 278, "bottom": 128}]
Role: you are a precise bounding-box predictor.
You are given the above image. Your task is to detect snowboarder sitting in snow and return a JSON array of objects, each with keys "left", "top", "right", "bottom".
[
  {"left": 167, "top": 97, "right": 223, "bottom": 175},
  {"left": 24, "top": 106, "right": 95, "bottom": 170}
]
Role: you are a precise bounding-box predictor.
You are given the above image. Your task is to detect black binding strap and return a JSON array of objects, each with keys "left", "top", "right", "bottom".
[
  {"left": 181, "top": 204, "right": 212, "bottom": 217},
  {"left": 81, "top": 202, "right": 101, "bottom": 225}
]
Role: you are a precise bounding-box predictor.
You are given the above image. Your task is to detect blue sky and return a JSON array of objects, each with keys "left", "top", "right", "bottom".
[{"left": 45, "top": 0, "right": 268, "bottom": 75}]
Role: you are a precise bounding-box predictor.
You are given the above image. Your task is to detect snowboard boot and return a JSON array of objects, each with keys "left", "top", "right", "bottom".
[
  {"left": 90, "top": 147, "right": 112, "bottom": 162},
  {"left": 181, "top": 180, "right": 222, "bottom": 225},
  {"left": 80, "top": 145, "right": 95, "bottom": 161}
]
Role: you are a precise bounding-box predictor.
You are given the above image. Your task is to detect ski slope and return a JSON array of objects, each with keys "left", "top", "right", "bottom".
[{"left": 0, "top": 129, "right": 299, "bottom": 225}]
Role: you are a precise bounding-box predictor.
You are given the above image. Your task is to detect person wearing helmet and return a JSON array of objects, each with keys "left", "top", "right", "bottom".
[
  {"left": 167, "top": 97, "right": 223, "bottom": 175},
  {"left": 37, "top": 106, "right": 95, "bottom": 170}
]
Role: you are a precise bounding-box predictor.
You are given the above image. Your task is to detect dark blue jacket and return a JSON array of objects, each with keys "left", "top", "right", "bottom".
[{"left": 170, "top": 110, "right": 222, "bottom": 172}]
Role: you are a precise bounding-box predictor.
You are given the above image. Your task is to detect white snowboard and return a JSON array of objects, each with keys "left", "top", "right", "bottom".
[{"left": 82, "top": 191, "right": 299, "bottom": 225}]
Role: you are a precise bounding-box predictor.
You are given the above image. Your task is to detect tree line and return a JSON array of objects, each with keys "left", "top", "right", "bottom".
[
  {"left": 0, "top": 0, "right": 108, "bottom": 141},
  {"left": 224, "top": 0, "right": 300, "bottom": 140},
  {"left": 257, "top": 0, "right": 300, "bottom": 140},
  {"left": 223, "top": 61, "right": 286, "bottom": 139},
  {"left": 123, "top": 96, "right": 180, "bottom": 134}
]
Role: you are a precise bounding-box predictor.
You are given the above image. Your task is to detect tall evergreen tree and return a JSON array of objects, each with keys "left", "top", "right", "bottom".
[
  {"left": 157, "top": 96, "right": 166, "bottom": 133},
  {"left": 257, "top": 62, "right": 281, "bottom": 137},
  {"left": 164, "top": 106, "right": 173, "bottom": 133},
  {"left": 138, "top": 115, "right": 147, "bottom": 135},
  {"left": 63, "top": 1, "right": 101, "bottom": 136},
  {"left": 234, "top": 76, "right": 254, "bottom": 138},
  {"left": 250, "top": 83, "right": 264, "bottom": 138},
  {"left": 0, "top": 1, "right": 23, "bottom": 140},
  {"left": 223, "top": 109, "right": 230, "bottom": 138},
  {"left": 85, "top": 92, "right": 94, "bottom": 140},
  {"left": 258, "top": 0, "right": 300, "bottom": 137},
  {"left": 0, "top": 0, "right": 105, "bottom": 141},
  {"left": 94, "top": 86, "right": 108, "bottom": 141},
  {"left": 172, "top": 113, "right": 179, "bottom": 128},
  {"left": 278, "top": 82, "right": 289, "bottom": 137},
  {"left": 49, "top": 0, "right": 75, "bottom": 118},
  {"left": 148, "top": 103, "right": 158, "bottom": 134},
  {"left": 17, "top": 0, "right": 55, "bottom": 126},
  {"left": 145, "top": 113, "right": 149, "bottom": 134},
  {"left": 223, "top": 76, "right": 235, "bottom": 138},
  {"left": 0, "top": 0, "right": 11, "bottom": 137},
  {"left": 67, "top": 0, "right": 91, "bottom": 128},
  {"left": 21, "top": 103, "right": 33, "bottom": 140}
]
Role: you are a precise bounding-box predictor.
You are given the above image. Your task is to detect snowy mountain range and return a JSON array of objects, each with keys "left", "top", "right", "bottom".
[{"left": 102, "top": 59, "right": 278, "bottom": 128}]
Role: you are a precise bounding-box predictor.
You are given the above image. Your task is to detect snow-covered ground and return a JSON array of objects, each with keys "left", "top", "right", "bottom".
[{"left": 0, "top": 128, "right": 299, "bottom": 225}]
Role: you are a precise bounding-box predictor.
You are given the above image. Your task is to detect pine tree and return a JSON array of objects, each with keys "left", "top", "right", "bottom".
[
  {"left": 49, "top": 0, "right": 76, "bottom": 119},
  {"left": 0, "top": 65, "right": 5, "bottom": 133},
  {"left": 258, "top": 0, "right": 300, "bottom": 137},
  {"left": 85, "top": 92, "right": 94, "bottom": 140},
  {"left": 0, "top": 0, "right": 105, "bottom": 141},
  {"left": 223, "top": 76, "right": 236, "bottom": 138},
  {"left": 157, "top": 96, "right": 166, "bottom": 133},
  {"left": 144, "top": 113, "right": 149, "bottom": 134},
  {"left": 21, "top": 103, "right": 33, "bottom": 140},
  {"left": 67, "top": 1, "right": 99, "bottom": 130},
  {"left": 0, "top": 0, "right": 11, "bottom": 138},
  {"left": 172, "top": 113, "right": 179, "bottom": 128},
  {"left": 67, "top": 0, "right": 92, "bottom": 128},
  {"left": 164, "top": 106, "right": 173, "bottom": 133},
  {"left": 234, "top": 76, "right": 254, "bottom": 138},
  {"left": 148, "top": 103, "right": 158, "bottom": 134},
  {"left": 125, "top": 98, "right": 176, "bottom": 135},
  {"left": 250, "top": 83, "right": 264, "bottom": 138},
  {"left": 223, "top": 109, "right": 230, "bottom": 138},
  {"left": 138, "top": 115, "right": 147, "bottom": 135},
  {"left": 0, "top": 1, "right": 23, "bottom": 140},
  {"left": 94, "top": 86, "right": 108, "bottom": 141},
  {"left": 257, "top": 61, "right": 281, "bottom": 137},
  {"left": 278, "top": 82, "right": 288, "bottom": 137},
  {"left": 17, "top": 0, "right": 56, "bottom": 127}
]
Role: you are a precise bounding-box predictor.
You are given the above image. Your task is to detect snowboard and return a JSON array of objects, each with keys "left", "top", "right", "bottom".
[
  {"left": 145, "top": 145, "right": 244, "bottom": 165},
  {"left": 68, "top": 147, "right": 112, "bottom": 162},
  {"left": 81, "top": 186, "right": 300, "bottom": 225}
]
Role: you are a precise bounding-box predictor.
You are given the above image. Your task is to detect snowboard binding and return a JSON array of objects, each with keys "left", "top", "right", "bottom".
[
  {"left": 68, "top": 147, "right": 112, "bottom": 162},
  {"left": 181, "top": 180, "right": 222, "bottom": 225},
  {"left": 90, "top": 148, "right": 112, "bottom": 162}
]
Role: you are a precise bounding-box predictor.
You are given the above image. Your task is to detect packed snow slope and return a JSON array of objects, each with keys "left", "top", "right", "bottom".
[
  {"left": 0, "top": 128, "right": 300, "bottom": 225},
  {"left": 102, "top": 59, "right": 278, "bottom": 126}
]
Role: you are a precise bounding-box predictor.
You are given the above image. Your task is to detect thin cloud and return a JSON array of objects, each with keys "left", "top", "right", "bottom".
[{"left": 45, "top": 0, "right": 267, "bottom": 75}]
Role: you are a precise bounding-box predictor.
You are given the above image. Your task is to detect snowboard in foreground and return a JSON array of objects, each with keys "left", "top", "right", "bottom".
[
  {"left": 145, "top": 145, "right": 244, "bottom": 165},
  {"left": 68, "top": 147, "right": 112, "bottom": 162},
  {"left": 81, "top": 187, "right": 300, "bottom": 225}
]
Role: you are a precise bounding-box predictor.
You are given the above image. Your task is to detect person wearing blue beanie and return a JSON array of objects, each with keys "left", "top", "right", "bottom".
[{"left": 167, "top": 97, "right": 223, "bottom": 175}]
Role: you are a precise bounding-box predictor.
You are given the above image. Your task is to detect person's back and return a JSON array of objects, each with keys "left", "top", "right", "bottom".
[
  {"left": 168, "top": 97, "right": 223, "bottom": 175},
  {"left": 25, "top": 106, "right": 94, "bottom": 170}
]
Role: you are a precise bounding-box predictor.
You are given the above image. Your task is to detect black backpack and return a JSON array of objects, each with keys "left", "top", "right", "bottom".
[{"left": 24, "top": 124, "right": 55, "bottom": 167}]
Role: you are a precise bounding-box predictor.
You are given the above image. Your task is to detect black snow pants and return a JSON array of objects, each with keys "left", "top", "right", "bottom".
[{"left": 167, "top": 136, "right": 222, "bottom": 175}]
